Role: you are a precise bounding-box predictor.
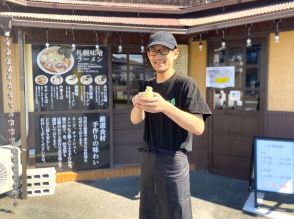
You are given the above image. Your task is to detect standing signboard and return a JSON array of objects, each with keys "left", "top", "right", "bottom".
[
  {"left": 31, "top": 45, "right": 110, "bottom": 171},
  {"left": 253, "top": 137, "right": 294, "bottom": 207}
]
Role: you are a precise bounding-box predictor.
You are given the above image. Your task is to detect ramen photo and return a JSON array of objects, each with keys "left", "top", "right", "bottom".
[
  {"left": 35, "top": 75, "right": 48, "bottom": 85},
  {"left": 50, "top": 75, "right": 63, "bottom": 85},
  {"left": 95, "top": 75, "right": 107, "bottom": 85},
  {"left": 65, "top": 74, "right": 78, "bottom": 85},
  {"left": 80, "top": 75, "right": 93, "bottom": 85},
  {"left": 37, "top": 46, "right": 74, "bottom": 75}
]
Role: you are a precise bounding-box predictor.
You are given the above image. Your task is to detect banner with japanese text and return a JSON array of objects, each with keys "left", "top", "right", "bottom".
[
  {"left": 34, "top": 113, "right": 110, "bottom": 171},
  {"left": 31, "top": 45, "right": 110, "bottom": 171},
  {"left": 32, "top": 45, "right": 108, "bottom": 111}
]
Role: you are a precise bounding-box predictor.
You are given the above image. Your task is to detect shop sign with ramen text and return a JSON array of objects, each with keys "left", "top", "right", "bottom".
[{"left": 32, "top": 45, "right": 108, "bottom": 111}]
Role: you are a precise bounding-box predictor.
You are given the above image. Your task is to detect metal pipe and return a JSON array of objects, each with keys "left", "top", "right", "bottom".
[{"left": 18, "top": 30, "right": 28, "bottom": 199}]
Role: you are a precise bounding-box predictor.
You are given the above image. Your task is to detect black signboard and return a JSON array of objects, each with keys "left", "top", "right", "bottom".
[
  {"left": 32, "top": 45, "right": 108, "bottom": 111},
  {"left": 35, "top": 113, "right": 110, "bottom": 171},
  {"left": 32, "top": 44, "right": 111, "bottom": 171}
]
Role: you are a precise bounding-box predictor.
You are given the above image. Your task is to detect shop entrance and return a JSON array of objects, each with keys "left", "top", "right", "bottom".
[{"left": 207, "top": 39, "right": 266, "bottom": 179}]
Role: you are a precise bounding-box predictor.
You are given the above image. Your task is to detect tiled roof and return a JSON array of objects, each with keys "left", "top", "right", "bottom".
[
  {"left": 0, "top": 12, "right": 180, "bottom": 26},
  {"left": 1, "top": 1, "right": 294, "bottom": 33},
  {"left": 5, "top": 0, "right": 184, "bottom": 11},
  {"left": 5, "top": 0, "right": 257, "bottom": 14},
  {"left": 30, "top": 0, "right": 185, "bottom": 10},
  {"left": 181, "top": 1, "right": 294, "bottom": 27}
]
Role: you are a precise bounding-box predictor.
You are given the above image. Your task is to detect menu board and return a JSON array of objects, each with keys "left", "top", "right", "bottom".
[
  {"left": 31, "top": 45, "right": 110, "bottom": 171},
  {"left": 35, "top": 113, "right": 110, "bottom": 171},
  {"left": 32, "top": 45, "right": 108, "bottom": 111},
  {"left": 255, "top": 137, "right": 294, "bottom": 194}
]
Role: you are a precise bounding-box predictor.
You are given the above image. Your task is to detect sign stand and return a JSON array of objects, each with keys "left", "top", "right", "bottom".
[
  {"left": 249, "top": 136, "right": 294, "bottom": 208},
  {"left": 243, "top": 137, "right": 294, "bottom": 218}
]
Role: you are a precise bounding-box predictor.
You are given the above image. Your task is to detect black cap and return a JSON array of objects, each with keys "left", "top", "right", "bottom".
[{"left": 147, "top": 31, "right": 177, "bottom": 49}]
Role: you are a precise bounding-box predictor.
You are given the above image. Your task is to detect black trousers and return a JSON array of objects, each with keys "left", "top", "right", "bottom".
[{"left": 139, "top": 148, "right": 192, "bottom": 219}]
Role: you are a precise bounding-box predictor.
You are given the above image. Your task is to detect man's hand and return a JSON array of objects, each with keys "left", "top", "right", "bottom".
[{"left": 132, "top": 92, "right": 167, "bottom": 113}]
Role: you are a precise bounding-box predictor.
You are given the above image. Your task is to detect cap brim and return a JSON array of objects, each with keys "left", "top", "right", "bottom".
[{"left": 147, "top": 41, "right": 176, "bottom": 49}]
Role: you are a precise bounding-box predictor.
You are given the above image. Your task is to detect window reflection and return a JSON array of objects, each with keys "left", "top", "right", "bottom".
[
  {"left": 228, "top": 47, "right": 243, "bottom": 88},
  {"left": 129, "top": 54, "right": 144, "bottom": 102},
  {"left": 112, "top": 54, "right": 127, "bottom": 70},
  {"left": 245, "top": 45, "right": 261, "bottom": 111},
  {"left": 246, "top": 46, "right": 260, "bottom": 65},
  {"left": 244, "top": 90, "right": 259, "bottom": 111},
  {"left": 228, "top": 90, "right": 243, "bottom": 110},
  {"left": 112, "top": 53, "right": 153, "bottom": 109},
  {"left": 213, "top": 50, "right": 226, "bottom": 66},
  {"left": 209, "top": 43, "right": 261, "bottom": 112},
  {"left": 213, "top": 90, "right": 226, "bottom": 110},
  {"left": 246, "top": 68, "right": 259, "bottom": 88},
  {"left": 112, "top": 54, "right": 128, "bottom": 108}
]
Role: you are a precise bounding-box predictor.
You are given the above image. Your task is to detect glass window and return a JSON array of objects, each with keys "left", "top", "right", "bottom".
[
  {"left": 129, "top": 54, "right": 145, "bottom": 101},
  {"left": 213, "top": 90, "right": 226, "bottom": 110},
  {"left": 246, "top": 67, "right": 259, "bottom": 88},
  {"left": 208, "top": 43, "right": 261, "bottom": 112},
  {"left": 244, "top": 90, "right": 259, "bottom": 111},
  {"left": 228, "top": 90, "right": 243, "bottom": 110},
  {"left": 112, "top": 54, "right": 128, "bottom": 107},
  {"left": 246, "top": 46, "right": 260, "bottom": 65},
  {"left": 245, "top": 45, "right": 261, "bottom": 111},
  {"left": 112, "top": 53, "right": 153, "bottom": 109},
  {"left": 228, "top": 47, "right": 243, "bottom": 89},
  {"left": 112, "top": 54, "right": 128, "bottom": 70},
  {"left": 212, "top": 50, "right": 226, "bottom": 66}
]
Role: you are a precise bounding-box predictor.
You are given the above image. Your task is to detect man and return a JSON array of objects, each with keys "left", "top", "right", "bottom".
[{"left": 130, "top": 31, "right": 211, "bottom": 219}]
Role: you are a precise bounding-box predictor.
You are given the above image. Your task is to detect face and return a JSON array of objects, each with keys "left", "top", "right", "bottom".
[{"left": 147, "top": 45, "right": 178, "bottom": 74}]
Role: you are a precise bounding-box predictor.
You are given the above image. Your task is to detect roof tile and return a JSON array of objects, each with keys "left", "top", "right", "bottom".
[{"left": 1, "top": 1, "right": 294, "bottom": 28}]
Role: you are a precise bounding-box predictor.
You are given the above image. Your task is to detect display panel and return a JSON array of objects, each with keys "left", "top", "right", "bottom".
[{"left": 32, "top": 45, "right": 108, "bottom": 111}]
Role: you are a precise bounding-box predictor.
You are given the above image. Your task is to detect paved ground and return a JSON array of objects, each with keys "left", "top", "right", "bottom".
[{"left": 0, "top": 171, "right": 293, "bottom": 219}]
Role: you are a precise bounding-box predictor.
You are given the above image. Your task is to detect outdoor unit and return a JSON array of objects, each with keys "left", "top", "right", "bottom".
[{"left": 0, "top": 145, "right": 22, "bottom": 195}]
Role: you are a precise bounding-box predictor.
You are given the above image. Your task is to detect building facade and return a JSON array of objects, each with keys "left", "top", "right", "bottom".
[{"left": 1, "top": 0, "right": 294, "bottom": 196}]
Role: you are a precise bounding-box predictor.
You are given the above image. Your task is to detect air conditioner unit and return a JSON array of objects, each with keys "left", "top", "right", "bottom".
[{"left": 0, "top": 145, "right": 22, "bottom": 195}]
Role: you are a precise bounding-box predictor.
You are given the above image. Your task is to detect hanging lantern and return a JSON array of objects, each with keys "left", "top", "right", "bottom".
[
  {"left": 198, "top": 33, "right": 203, "bottom": 51},
  {"left": 118, "top": 32, "right": 123, "bottom": 53},
  {"left": 71, "top": 28, "right": 76, "bottom": 51},
  {"left": 221, "top": 29, "right": 226, "bottom": 49},
  {"left": 140, "top": 33, "right": 145, "bottom": 53},
  {"left": 4, "top": 30, "right": 10, "bottom": 37},
  {"left": 45, "top": 29, "right": 50, "bottom": 48},
  {"left": 246, "top": 24, "right": 252, "bottom": 48},
  {"left": 275, "top": 20, "right": 281, "bottom": 43},
  {"left": 95, "top": 31, "right": 100, "bottom": 51}
]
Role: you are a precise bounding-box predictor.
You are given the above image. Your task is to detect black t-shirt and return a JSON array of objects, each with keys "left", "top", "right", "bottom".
[{"left": 143, "top": 72, "right": 212, "bottom": 151}]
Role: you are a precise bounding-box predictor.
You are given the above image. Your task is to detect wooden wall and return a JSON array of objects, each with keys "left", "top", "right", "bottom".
[
  {"left": 113, "top": 110, "right": 144, "bottom": 165},
  {"left": 266, "top": 112, "right": 294, "bottom": 139}
]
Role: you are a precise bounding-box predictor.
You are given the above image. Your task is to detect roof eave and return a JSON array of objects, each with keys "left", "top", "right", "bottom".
[
  {"left": 6, "top": 0, "right": 258, "bottom": 15},
  {"left": 187, "top": 8, "right": 294, "bottom": 34},
  {"left": 10, "top": 19, "right": 188, "bottom": 34}
]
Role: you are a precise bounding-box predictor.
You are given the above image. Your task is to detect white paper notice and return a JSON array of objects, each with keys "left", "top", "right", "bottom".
[{"left": 206, "top": 66, "right": 235, "bottom": 88}]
